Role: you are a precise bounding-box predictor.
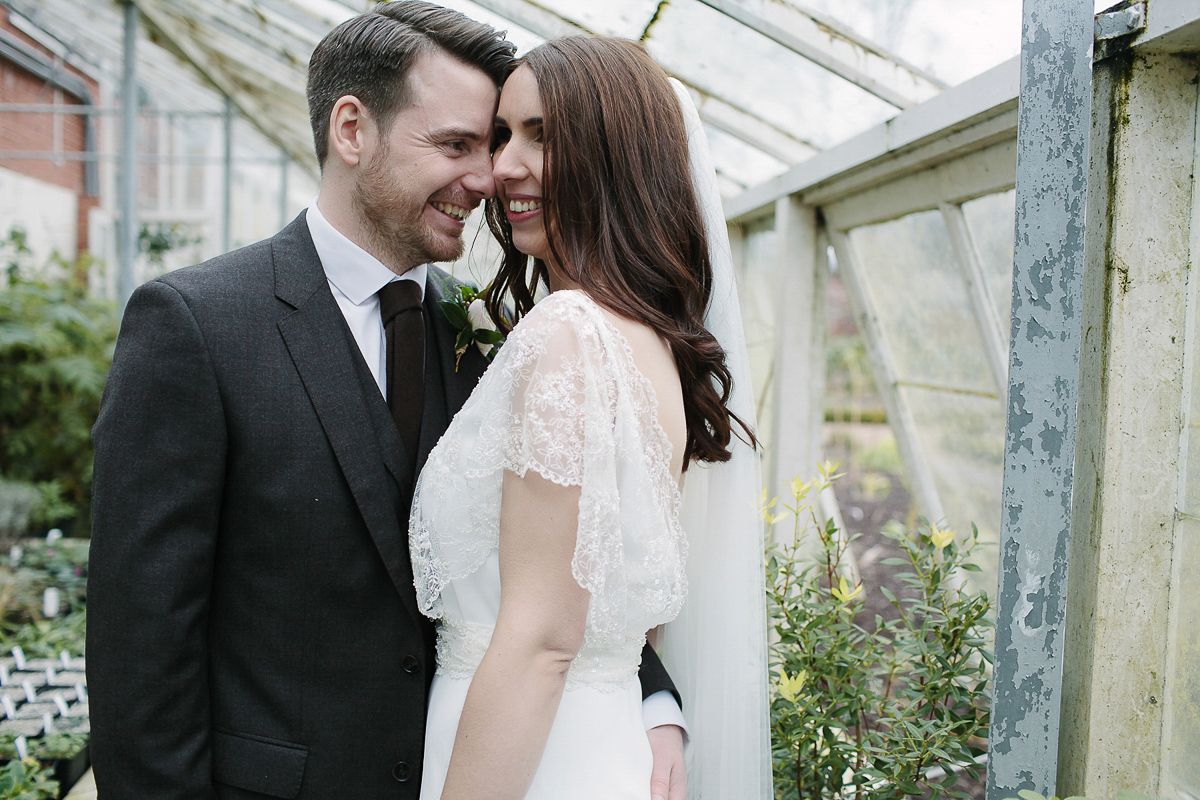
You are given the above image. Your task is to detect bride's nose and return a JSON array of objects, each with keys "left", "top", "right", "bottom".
[{"left": 492, "top": 141, "right": 527, "bottom": 185}]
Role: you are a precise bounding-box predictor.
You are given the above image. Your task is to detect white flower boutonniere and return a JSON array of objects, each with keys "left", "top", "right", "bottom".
[{"left": 438, "top": 281, "right": 503, "bottom": 370}]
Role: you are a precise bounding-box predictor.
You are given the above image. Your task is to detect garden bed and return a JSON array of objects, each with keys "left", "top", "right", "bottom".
[{"left": 0, "top": 537, "right": 90, "bottom": 799}]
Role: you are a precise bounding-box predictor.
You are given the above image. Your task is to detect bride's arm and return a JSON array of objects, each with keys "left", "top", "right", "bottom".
[{"left": 439, "top": 468, "right": 588, "bottom": 800}]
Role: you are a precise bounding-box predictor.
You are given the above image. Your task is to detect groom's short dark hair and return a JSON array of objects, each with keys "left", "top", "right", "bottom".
[{"left": 307, "top": 1, "right": 516, "bottom": 167}]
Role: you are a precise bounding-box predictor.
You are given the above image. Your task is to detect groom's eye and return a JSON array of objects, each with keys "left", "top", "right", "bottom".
[{"left": 445, "top": 140, "right": 466, "bottom": 152}]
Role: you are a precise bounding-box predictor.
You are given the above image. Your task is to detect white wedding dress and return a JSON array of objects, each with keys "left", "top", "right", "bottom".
[{"left": 410, "top": 289, "right": 687, "bottom": 800}]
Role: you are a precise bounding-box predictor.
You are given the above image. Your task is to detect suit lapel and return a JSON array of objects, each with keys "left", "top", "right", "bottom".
[{"left": 272, "top": 216, "right": 423, "bottom": 626}]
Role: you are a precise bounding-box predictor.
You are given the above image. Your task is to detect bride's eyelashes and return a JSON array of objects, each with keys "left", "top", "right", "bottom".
[
  {"left": 491, "top": 124, "right": 511, "bottom": 154},
  {"left": 491, "top": 119, "right": 543, "bottom": 156}
]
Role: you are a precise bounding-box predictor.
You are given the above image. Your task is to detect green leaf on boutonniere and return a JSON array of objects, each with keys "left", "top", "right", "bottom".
[
  {"left": 438, "top": 299, "right": 470, "bottom": 330},
  {"left": 474, "top": 328, "right": 503, "bottom": 345}
]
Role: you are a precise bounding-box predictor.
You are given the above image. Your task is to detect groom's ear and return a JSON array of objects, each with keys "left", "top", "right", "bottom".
[{"left": 329, "top": 95, "right": 375, "bottom": 168}]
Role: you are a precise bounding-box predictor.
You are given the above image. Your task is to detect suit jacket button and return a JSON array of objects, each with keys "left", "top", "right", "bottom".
[
  {"left": 401, "top": 655, "right": 420, "bottom": 673},
  {"left": 393, "top": 761, "right": 413, "bottom": 782}
]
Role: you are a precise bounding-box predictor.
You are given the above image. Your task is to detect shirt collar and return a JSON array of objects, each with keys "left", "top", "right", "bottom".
[{"left": 306, "top": 202, "right": 427, "bottom": 305}]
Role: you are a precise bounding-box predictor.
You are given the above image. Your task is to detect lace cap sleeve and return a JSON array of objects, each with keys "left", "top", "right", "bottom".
[
  {"left": 410, "top": 292, "right": 686, "bottom": 639},
  {"left": 496, "top": 297, "right": 598, "bottom": 487}
]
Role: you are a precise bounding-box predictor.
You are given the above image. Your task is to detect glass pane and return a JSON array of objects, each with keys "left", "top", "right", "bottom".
[
  {"left": 963, "top": 190, "right": 1016, "bottom": 345},
  {"left": 794, "top": 0, "right": 1023, "bottom": 87},
  {"left": 849, "top": 210, "right": 995, "bottom": 393},
  {"left": 900, "top": 385, "right": 1004, "bottom": 596},
  {"left": 644, "top": 1, "right": 897, "bottom": 151},
  {"left": 705, "top": 126, "right": 791, "bottom": 192}
]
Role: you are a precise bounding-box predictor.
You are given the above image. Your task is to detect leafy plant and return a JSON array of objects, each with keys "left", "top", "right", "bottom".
[
  {"left": 0, "top": 757, "right": 59, "bottom": 800},
  {"left": 0, "top": 733, "right": 87, "bottom": 762},
  {"left": 767, "top": 464, "right": 992, "bottom": 799},
  {"left": 139, "top": 222, "right": 201, "bottom": 268},
  {"left": 0, "top": 228, "right": 118, "bottom": 534},
  {"left": 0, "top": 608, "right": 87, "bottom": 660}
]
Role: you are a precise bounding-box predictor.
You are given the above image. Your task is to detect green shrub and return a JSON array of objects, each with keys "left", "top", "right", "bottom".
[
  {"left": 0, "top": 757, "right": 58, "bottom": 800},
  {"left": 767, "top": 465, "right": 992, "bottom": 799},
  {"left": 0, "top": 229, "right": 118, "bottom": 534}
]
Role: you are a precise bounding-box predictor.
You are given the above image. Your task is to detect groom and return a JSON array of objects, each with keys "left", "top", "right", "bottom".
[{"left": 87, "top": 3, "right": 685, "bottom": 799}]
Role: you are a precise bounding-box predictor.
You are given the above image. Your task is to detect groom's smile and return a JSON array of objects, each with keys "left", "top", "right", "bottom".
[
  {"left": 431, "top": 200, "right": 472, "bottom": 222},
  {"left": 358, "top": 48, "right": 498, "bottom": 271}
]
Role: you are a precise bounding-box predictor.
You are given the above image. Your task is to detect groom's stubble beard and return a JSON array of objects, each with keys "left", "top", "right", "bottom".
[{"left": 352, "top": 138, "right": 466, "bottom": 271}]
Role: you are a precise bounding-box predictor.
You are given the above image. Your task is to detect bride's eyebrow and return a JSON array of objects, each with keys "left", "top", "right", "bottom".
[{"left": 493, "top": 115, "right": 542, "bottom": 130}]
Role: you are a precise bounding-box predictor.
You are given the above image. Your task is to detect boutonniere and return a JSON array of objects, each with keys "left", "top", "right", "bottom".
[{"left": 438, "top": 281, "right": 504, "bottom": 370}]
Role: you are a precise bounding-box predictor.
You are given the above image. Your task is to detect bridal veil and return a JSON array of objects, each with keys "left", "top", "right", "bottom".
[{"left": 658, "top": 80, "right": 773, "bottom": 799}]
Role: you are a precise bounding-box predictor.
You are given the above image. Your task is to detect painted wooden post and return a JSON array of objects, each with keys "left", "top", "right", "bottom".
[
  {"left": 768, "top": 196, "right": 825, "bottom": 502},
  {"left": 986, "top": 0, "right": 1092, "bottom": 796},
  {"left": 1058, "top": 51, "right": 1200, "bottom": 798}
]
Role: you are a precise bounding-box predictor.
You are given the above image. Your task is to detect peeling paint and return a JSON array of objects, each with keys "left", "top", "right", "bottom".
[{"left": 988, "top": 1, "right": 1093, "bottom": 797}]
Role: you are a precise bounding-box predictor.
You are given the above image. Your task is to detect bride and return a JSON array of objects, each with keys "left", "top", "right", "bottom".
[{"left": 410, "top": 35, "right": 771, "bottom": 799}]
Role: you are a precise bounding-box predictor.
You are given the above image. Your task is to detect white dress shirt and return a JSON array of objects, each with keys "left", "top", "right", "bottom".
[
  {"left": 306, "top": 202, "right": 427, "bottom": 399},
  {"left": 303, "top": 203, "right": 687, "bottom": 738}
]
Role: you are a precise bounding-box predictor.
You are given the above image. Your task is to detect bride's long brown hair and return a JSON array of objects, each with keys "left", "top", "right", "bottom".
[{"left": 484, "top": 36, "right": 754, "bottom": 465}]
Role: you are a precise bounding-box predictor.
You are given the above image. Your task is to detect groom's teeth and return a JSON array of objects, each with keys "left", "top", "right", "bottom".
[
  {"left": 508, "top": 200, "right": 543, "bottom": 213},
  {"left": 433, "top": 202, "right": 468, "bottom": 220}
]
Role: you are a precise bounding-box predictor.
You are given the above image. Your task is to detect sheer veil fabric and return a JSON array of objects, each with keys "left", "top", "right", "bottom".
[{"left": 658, "top": 80, "right": 773, "bottom": 798}]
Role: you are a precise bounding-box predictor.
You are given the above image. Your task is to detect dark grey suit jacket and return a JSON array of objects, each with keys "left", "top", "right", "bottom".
[{"left": 87, "top": 214, "right": 675, "bottom": 800}]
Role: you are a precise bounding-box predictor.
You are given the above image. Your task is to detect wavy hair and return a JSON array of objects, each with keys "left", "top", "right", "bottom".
[
  {"left": 307, "top": 1, "right": 515, "bottom": 167},
  {"left": 484, "top": 36, "right": 754, "bottom": 465}
]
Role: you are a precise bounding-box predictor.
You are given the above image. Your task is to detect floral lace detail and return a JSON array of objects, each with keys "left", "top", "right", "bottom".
[
  {"left": 436, "top": 619, "right": 645, "bottom": 690},
  {"left": 410, "top": 290, "right": 686, "bottom": 650}
]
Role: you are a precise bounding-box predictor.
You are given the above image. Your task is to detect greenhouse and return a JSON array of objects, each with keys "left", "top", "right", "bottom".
[{"left": 0, "top": 0, "right": 1198, "bottom": 798}]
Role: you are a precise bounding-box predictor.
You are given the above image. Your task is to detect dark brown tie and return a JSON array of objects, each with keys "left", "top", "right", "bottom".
[{"left": 378, "top": 280, "right": 424, "bottom": 474}]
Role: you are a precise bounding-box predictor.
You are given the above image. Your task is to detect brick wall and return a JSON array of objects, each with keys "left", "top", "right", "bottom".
[{"left": 0, "top": 10, "right": 100, "bottom": 254}]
